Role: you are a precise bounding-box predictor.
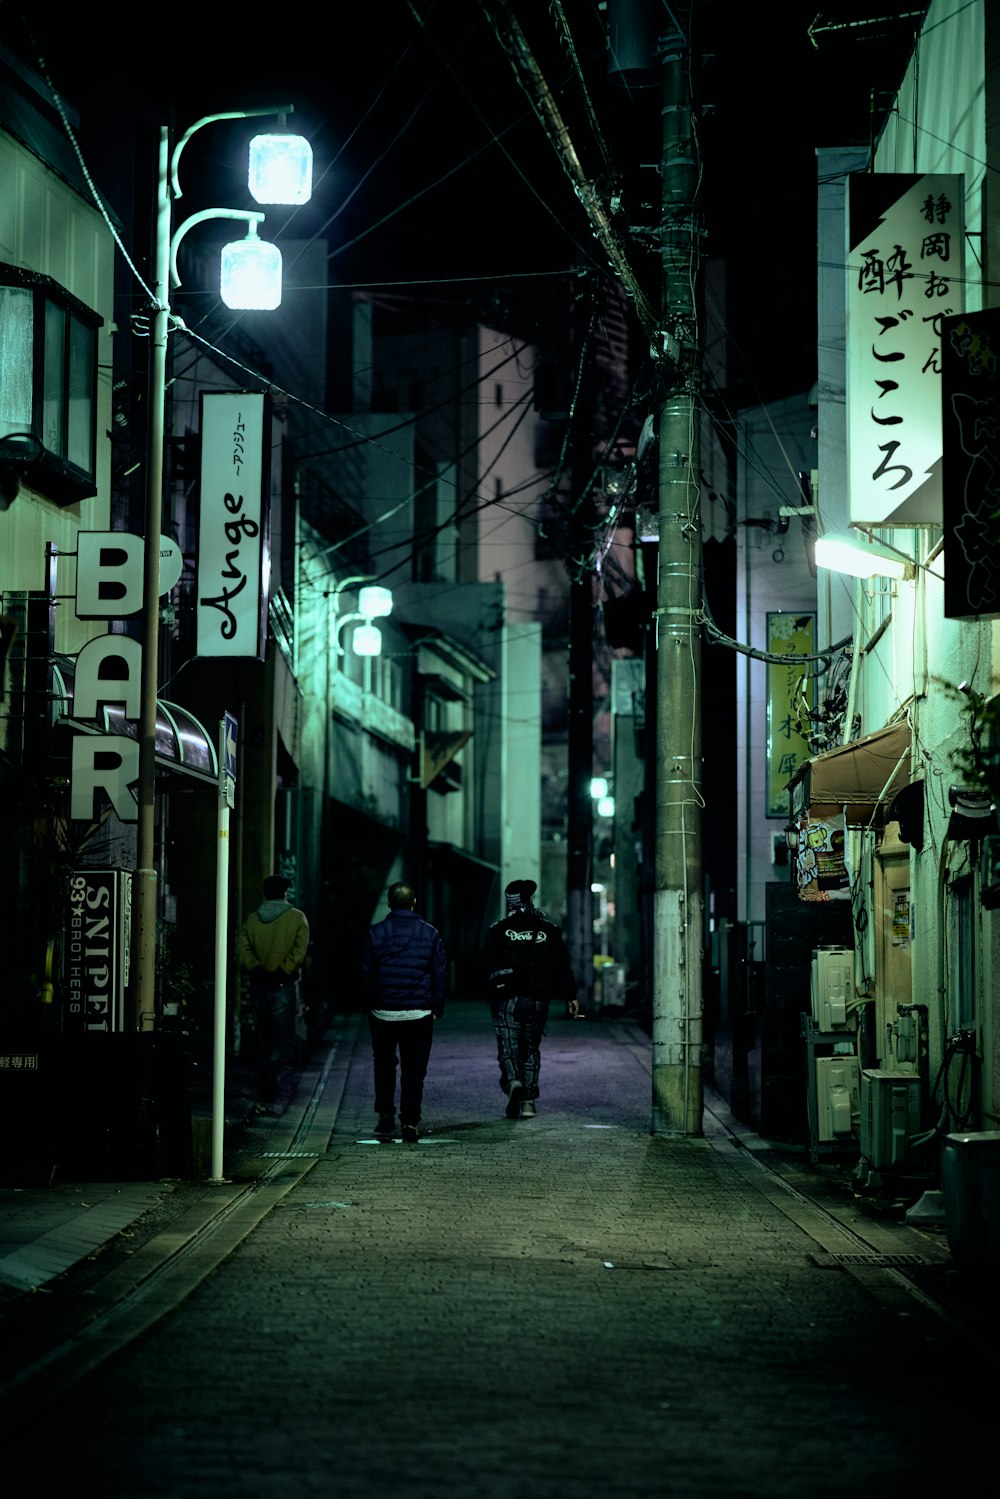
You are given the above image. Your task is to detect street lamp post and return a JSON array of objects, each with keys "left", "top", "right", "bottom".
[
  {"left": 133, "top": 124, "right": 171, "bottom": 1033},
  {"left": 132, "top": 109, "right": 311, "bottom": 1033}
]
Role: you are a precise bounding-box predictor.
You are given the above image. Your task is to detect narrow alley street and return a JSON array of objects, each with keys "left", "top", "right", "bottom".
[{"left": 1, "top": 1003, "right": 990, "bottom": 1498}]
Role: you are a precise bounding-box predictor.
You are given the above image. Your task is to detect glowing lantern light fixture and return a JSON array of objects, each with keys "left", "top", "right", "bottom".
[
  {"left": 332, "top": 586, "right": 392, "bottom": 661},
  {"left": 221, "top": 222, "right": 282, "bottom": 309},
  {"left": 359, "top": 584, "right": 393, "bottom": 619},
  {"left": 166, "top": 107, "right": 314, "bottom": 315},
  {"left": 249, "top": 130, "right": 313, "bottom": 205},
  {"left": 352, "top": 623, "right": 383, "bottom": 657},
  {"left": 170, "top": 207, "right": 282, "bottom": 309}
]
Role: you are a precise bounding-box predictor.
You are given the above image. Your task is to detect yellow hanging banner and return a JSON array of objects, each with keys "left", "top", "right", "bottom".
[{"left": 766, "top": 612, "right": 816, "bottom": 817}]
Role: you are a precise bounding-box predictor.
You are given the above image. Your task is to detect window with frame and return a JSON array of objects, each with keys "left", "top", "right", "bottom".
[
  {"left": 366, "top": 652, "right": 402, "bottom": 710},
  {"left": 0, "top": 264, "right": 100, "bottom": 504},
  {"left": 344, "top": 646, "right": 403, "bottom": 711},
  {"left": 425, "top": 690, "right": 448, "bottom": 734}
]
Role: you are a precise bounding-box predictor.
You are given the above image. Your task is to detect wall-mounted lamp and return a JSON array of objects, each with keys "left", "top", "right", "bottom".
[
  {"left": 0, "top": 432, "right": 43, "bottom": 510},
  {"left": 946, "top": 784, "right": 997, "bottom": 843},
  {"left": 814, "top": 530, "right": 915, "bottom": 582}
]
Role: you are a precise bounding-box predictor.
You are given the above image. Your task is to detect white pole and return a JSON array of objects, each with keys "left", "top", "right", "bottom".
[
  {"left": 210, "top": 719, "right": 233, "bottom": 1181},
  {"left": 133, "top": 125, "right": 171, "bottom": 1032}
]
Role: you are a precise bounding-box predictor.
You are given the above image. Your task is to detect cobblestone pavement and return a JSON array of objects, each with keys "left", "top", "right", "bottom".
[{"left": 8, "top": 1003, "right": 990, "bottom": 1498}]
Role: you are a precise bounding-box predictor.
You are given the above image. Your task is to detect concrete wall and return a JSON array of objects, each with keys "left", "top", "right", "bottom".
[{"left": 0, "top": 129, "right": 114, "bottom": 651}]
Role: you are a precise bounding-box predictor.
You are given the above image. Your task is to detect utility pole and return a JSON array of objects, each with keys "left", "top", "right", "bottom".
[
  {"left": 652, "top": 24, "right": 704, "bottom": 1134},
  {"left": 477, "top": 0, "right": 700, "bottom": 1052},
  {"left": 565, "top": 279, "right": 599, "bottom": 1012},
  {"left": 566, "top": 561, "right": 594, "bottom": 1011}
]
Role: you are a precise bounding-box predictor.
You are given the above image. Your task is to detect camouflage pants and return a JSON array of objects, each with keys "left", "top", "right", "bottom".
[{"left": 491, "top": 995, "right": 548, "bottom": 1101}]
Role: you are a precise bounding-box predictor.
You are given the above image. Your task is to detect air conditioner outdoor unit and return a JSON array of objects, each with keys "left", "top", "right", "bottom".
[
  {"left": 860, "top": 1069, "right": 921, "bottom": 1170},
  {"left": 815, "top": 1055, "right": 859, "bottom": 1142},
  {"left": 810, "top": 947, "right": 853, "bottom": 1031},
  {"left": 941, "top": 1131, "right": 1000, "bottom": 1265}
]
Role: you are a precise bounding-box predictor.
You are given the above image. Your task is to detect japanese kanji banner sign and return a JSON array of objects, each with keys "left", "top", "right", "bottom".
[
  {"left": 847, "top": 173, "right": 964, "bottom": 526},
  {"left": 766, "top": 612, "right": 815, "bottom": 818}
]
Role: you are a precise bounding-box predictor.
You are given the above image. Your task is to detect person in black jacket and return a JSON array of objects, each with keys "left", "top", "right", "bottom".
[
  {"left": 481, "top": 878, "right": 578, "bottom": 1120},
  {"left": 359, "top": 881, "right": 447, "bottom": 1143}
]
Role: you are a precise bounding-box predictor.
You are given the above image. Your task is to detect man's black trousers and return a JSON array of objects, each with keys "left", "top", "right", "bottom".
[{"left": 368, "top": 1013, "right": 435, "bottom": 1125}]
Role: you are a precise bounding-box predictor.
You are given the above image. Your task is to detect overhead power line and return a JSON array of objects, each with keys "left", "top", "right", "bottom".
[
  {"left": 477, "top": 0, "right": 657, "bottom": 333},
  {"left": 405, "top": 0, "right": 605, "bottom": 273},
  {"left": 548, "top": 0, "right": 614, "bottom": 173}
]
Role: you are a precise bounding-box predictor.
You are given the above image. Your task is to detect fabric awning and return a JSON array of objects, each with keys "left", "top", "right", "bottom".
[
  {"left": 787, "top": 720, "right": 912, "bottom": 826},
  {"left": 51, "top": 658, "right": 218, "bottom": 786}
]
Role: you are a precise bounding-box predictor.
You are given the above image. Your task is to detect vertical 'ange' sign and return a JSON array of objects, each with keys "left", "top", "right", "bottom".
[{"left": 196, "top": 390, "right": 269, "bottom": 658}]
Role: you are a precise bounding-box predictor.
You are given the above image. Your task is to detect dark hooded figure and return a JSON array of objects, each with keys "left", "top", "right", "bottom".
[
  {"left": 237, "top": 875, "right": 310, "bottom": 1109},
  {"left": 480, "top": 878, "right": 578, "bottom": 1120}
]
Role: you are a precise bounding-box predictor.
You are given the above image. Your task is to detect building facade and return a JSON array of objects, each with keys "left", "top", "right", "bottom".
[{"left": 717, "top": 1, "right": 1000, "bottom": 1183}]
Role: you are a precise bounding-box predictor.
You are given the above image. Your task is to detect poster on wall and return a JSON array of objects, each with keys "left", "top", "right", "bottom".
[
  {"left": 790, "top": 810, "right": 850, "bottom": 903},
  {"left": 766, "top": 612, "right": 815, "bottom": 818},
  {"left": 196, "top": 391, "right": 270, "bottom": 659},
  {"left": 891, "top": 890, "right": 912, "bottom": 946},
  {"left": 846, "top": 172, "right": 964, "bottom": 526},
  {"left": 941, "top": 305, "right": 1000, "bottom": 620}
]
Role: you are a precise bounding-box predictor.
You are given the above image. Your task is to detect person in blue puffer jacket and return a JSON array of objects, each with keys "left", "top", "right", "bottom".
[{"left": 359, "top": 881, "right": 447, "bottom": 1143}]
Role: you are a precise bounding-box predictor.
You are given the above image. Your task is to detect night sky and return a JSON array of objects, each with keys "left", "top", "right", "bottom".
[{"left": 18, "top": 1, "right": 923, "bottom": 401}]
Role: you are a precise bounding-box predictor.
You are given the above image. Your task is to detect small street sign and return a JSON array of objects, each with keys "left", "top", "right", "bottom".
[{"left": 222, "top": 711, "right": 238, "bottom": 781}]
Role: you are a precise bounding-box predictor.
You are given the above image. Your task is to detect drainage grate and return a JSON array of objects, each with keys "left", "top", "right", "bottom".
[
  {"left": 260, "top": 1151, "right": 321, "bottom": 1158},
  {"left": 814, "top": 1251, "right": 931, "bottom": 1268}
]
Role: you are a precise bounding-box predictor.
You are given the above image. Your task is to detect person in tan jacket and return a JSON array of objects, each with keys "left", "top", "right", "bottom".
[{"left": 237, "top": 875, "right": 309, "bottom": 1107}]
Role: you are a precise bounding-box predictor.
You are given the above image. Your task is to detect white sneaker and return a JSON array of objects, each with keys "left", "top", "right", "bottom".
[
  {"left": 505, "top": 1080, "right": 523, "bottom": 1119},
  {"left": 520, "top": 1099, "right": 537, "bottom": 1117}
]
